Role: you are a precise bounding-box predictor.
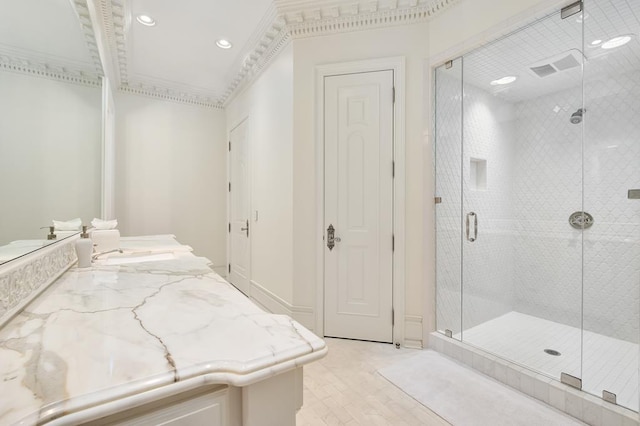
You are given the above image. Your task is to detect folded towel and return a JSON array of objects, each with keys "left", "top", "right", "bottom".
[
  {"left": 91, "top": 229, "right": 120, "bottom": 252},
  {"left": 53, "top": 218, "right": 82, "bottom": 231},
  {"left": 91, "top": 218, "right": 118, "bottom": 230}
]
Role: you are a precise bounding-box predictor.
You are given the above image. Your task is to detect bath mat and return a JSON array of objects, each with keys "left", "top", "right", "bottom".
[{"left": 378, "top": 350, "right": 584, "bottom": 426}]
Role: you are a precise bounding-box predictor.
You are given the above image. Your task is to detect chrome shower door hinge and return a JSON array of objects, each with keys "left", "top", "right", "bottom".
[
  {"left": 561, "top": 372, "right": 582, "bottom": 390},
  {"left": 561, "top": 0, "right": 582, "bottom": 19},
  {"left": 602, "top": 390, "right": 617, "bottom": 405}
]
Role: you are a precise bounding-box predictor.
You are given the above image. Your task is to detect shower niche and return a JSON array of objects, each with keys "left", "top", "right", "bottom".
[{"left": 433, "top": 0, "right": 640, "bottom": 418}]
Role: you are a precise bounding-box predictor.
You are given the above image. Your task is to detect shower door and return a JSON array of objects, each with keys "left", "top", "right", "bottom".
[
  {"left": 436, "top": 5, "right": 586, "bottom": 383},
  {"left": 581, "top": 0, "right": 640, "bottom": 411},
  {"left": 434, "top": 57, "right": 463, "bottom": 339},
  {"left": 434, "top": 0, "right": 640, "bottom": 412}
]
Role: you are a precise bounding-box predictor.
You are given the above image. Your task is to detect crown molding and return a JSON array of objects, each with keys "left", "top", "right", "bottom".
[
  {"left": 119, "top": 84, "right": 223, "bottom": 109},
  {"left": 0, "top": 55, "right": 102, "bottom": 87},
  {"left": 70, "top": 0, "right": 105, "bottom": 76},
  {"left": 0, "top": 0, "right": 103, "bottom": 88},
  {"left": 284, "top": 0, "right": 459, "bottom": 38},
  {"left": 99, "top": 0, "right": 458, "bottom": 109}
]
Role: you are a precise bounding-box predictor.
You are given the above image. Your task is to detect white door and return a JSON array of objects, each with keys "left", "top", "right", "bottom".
[
  {"left": 229, "top": 119, "right": 250, "bottom": 295},
  {"left": 324, "top": 70, "right": 394, "bottom": 343}
]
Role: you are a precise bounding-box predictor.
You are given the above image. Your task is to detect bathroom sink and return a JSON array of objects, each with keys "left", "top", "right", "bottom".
[{"left": 100, "top": 252, "right": 177, "bottom": 265}]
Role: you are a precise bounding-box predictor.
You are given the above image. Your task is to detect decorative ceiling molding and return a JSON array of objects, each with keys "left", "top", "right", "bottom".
[
  {"left": 70, "top": 0, "right": 105, "bottom": 76},
  {"left": 219, "top": 4, "right": 290, "bottom": 106},
  {"left": 0, "top": 56, "right": 102, "bottom": 87},
  {"left": 284, "top": 0, "right": 459, "bottom": 38},
  {"left": 118, "top": 84, "right": 222, "bottom": 109},
  {"left": 0, "top": 0, "right": 103, "bottom": 87},
  {"left": 99, "top": 0, "right": 458, "bottom": 109}
]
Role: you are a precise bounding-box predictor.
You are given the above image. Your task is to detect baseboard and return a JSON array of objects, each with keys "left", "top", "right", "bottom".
[
  {"left": 404, "top": 315, "right": 423, "bottom": 349},
  {"left": 249, "top": 280, "right": 315, "bottom": 332}
]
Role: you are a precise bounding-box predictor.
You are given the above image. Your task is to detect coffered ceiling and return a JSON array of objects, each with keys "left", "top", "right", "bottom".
[{"left": 1, "top": 0, "right": 458, "bottom": 107}]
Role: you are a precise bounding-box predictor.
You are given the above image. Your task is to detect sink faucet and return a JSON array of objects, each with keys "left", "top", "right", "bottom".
[{"left": 92, "top": 249, "right": 123, "bottom": 261}]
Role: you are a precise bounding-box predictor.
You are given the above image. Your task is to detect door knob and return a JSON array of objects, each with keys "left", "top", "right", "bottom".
[
  {"left": 327, "top": 224, "right": 336, "bottom": 250},
  {"left": 240, "top": 219, "right": 249, "bottom": 237}
]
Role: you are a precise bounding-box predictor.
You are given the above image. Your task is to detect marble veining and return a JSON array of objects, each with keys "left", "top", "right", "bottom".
[{"left": 0, "top": 246, "right": 326, "bottom": 425}]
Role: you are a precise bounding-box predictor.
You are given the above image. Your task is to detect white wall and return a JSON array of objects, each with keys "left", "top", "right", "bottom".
[
  {"left": 0, "top": 71, "right": 101, "bottom": 244},
  {"left": 292, "top": 23, "right": 429, "bottom": 339},
  {"left": 225, "top": 43, "right": 295, "bottom": 305},
  {"left": 114, "top": 92, "right": 227, "bottom": 271}
]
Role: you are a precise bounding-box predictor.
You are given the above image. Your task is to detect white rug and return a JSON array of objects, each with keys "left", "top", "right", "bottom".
[{"left": 378, "top": 350, "right": 584, "bottom": 426}]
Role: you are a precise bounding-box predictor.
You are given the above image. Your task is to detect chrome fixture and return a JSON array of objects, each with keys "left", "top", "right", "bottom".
[
  {"left": 240, "top": 219, "right": 249, "bottom": 237},
  {"left": 569, "top": 211, "right": 594, "bottom": 229},
  {"left": 570, "top": 108, "right": 584, "bottom": 124},
  {"left": 466, "top": 212, "right": 478, "bottom": 242},
  {"left": 40, "top": 226, "right": 57, "bottom": 240},
  {"left": 327, "top": 224, "right": 336, "bottom": 251},
  {"left": 628, "top": 189, "right": 640, "bottom": 199},
  {"left": 561, "top": 0, "right": 582, "bottom": 19},
  {"left": 92, "top": 249, "right": 123, "bottom": 261},
  {"left": 603, "top": 390, "right": 617, "bottom": 405},
  {"left": 561, "top": 372, "right": 582, "bottom": 390}
]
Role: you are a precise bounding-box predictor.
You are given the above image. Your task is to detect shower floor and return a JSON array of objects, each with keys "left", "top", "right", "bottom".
[{"left": 456, "top": 311, "right": 639, "bottom": 411}]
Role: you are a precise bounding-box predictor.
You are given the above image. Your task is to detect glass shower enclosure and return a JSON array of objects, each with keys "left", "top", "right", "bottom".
[{"left": 434, "top": 0, "right": 640, "bottom": 411}]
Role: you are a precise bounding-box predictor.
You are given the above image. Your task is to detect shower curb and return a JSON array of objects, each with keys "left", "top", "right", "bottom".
[{"left": 429, "top": 332, "right": 638, "bottom": 426}]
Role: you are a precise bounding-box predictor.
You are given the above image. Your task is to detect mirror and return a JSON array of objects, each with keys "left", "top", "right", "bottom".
[{"left": 0, "top": 0, "right": 103, "bottom": 264}]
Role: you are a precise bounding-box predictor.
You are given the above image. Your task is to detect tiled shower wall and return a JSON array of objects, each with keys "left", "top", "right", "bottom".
[
  {"left": 436, "top": 69, "right": 640, "bottom": 343},
  {"left": 513, "top": 70, "right": 640, "bottom": 343}
]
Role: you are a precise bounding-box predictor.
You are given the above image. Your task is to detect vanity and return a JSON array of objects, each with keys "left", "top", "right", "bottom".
[{"left": 0, "top": 235, "right": 327, "bottom": 425}]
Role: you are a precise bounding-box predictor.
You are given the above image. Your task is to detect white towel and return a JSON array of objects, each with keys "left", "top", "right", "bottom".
[
  {"left": 91, "top": 218, "right": 118, "bottom": 230},
  {"left": 53, "top": 218, "right": 82, "bottom": 231}
]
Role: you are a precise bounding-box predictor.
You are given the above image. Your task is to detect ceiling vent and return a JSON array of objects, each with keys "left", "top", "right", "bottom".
[{"left": 528, "top": 49, "right": 582, "bottom": 78}]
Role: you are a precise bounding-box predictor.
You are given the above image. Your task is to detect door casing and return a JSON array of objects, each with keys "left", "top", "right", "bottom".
[{"left": 315, "top": 57, "right": 406, "bottom": 346}]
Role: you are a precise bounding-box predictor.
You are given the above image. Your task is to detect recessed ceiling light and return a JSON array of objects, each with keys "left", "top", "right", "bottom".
[
  {"left": 490, "top": 76, "right": 517, "bottom": 86},
  {"left": 136, "top": 14, "right": 156, "bottom": 26},
  {"left": 601, "top": 35, "right": 631, "bottom": 49},
  {"left": 591, "top": 39, "right": 602, "bottom": 45},
  {"left": 216, "top": 39, "right": 233, "bottom": 49}
]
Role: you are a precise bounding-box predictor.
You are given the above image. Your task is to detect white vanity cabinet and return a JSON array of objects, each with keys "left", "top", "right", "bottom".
[
  {"left": 89, "top": 386, "right": 237, "bottom": 426},
  {"left": 74, "top": 368, "right": 302, "bottom": 426},
  {"left": 0, "top": 236, "right": 325, "bottom": 426}
]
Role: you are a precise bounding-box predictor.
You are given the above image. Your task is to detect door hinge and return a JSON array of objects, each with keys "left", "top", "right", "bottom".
[
  {"left": 228, "top": 223, "right": 231, "bottom": 233},
  {"left": 392, "top": 161, "right": 395, "bottom": 178},
  {"left": 561, "top": 0, "right": 582, "bottom": 19},
  {"left": 392, "top": 87, "right": 396, "bottom": 104},
  {"left": 435, "top": 196, "right": 442, "bottom": 204},
  {"left": 228, "top": 141, "right": 231, "bottom": 151},
  {"left": 228, "top": 264, "right": 231, "bottom": 273},
  {"left": 392, "top": 234, "right": 395, "bottom": 251},
  {"left": 228, "top": 182, "right": 231, "bottom": 192},
  {"left": 392, "top": 309, "right": 395, "bottom": 326}
]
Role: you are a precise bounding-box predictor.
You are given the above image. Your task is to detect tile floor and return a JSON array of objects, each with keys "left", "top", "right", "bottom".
[
  {"left": 459, "top": 312, "right": 639, "bottom": 411},
  {"left": 296, "top": 338, "right": 450, "bottom": 425}
]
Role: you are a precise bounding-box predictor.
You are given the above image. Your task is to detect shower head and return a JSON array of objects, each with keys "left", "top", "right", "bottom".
[{"left": 570, "top": 108, "right": 584, "bottom": 124}]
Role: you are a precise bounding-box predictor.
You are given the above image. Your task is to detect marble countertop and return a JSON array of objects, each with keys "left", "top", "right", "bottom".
[{"left": 0, "top": 236, "right": 327, "bottom": 425}]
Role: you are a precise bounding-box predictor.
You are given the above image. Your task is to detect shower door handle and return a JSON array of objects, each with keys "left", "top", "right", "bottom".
[{"left": 466, "top": 212, "right": 477, "bottom": 242}]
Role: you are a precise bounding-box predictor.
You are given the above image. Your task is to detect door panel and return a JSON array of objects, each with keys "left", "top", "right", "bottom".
[
  {"left": 229, "top": 119, "right": 250, "bottom": 295},
  {"left": 324, "top": 70, "right": 394, "bottom": 343}
]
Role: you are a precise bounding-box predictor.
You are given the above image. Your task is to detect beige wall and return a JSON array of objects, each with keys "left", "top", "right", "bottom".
[
  {"left": 0, "top": 72, "right": 101, "bottom": 244},
  {"left": 114, "top": 92, "right": 227, "bottom": 273},
  {"left": 225, "top": 43, "right": 295, "bottom": 305},
  {"left": 292, "top": 23, "right": 430, "bottom": 339}
]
